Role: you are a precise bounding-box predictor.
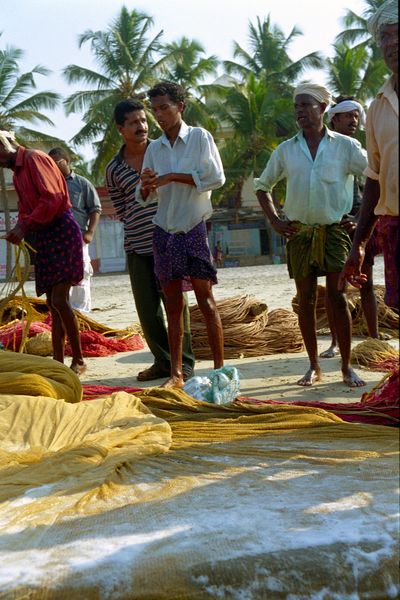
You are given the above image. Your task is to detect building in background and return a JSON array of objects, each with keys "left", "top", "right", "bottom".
[{"left": 0, "top": 180, "right": 286, "bottom": 280}]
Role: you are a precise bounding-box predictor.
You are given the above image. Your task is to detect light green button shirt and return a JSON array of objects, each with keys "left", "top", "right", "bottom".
[{"left": 254, "top": 128, "right": 367, "bottom": 225}]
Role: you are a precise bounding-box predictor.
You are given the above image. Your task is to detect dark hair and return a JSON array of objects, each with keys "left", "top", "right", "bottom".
[
  {"left": 148, "top": 81, "right": 186, "bottom": 104},
  {"left": 113, "top": 99, "right": 145, "bottom": 125},
  {"left": 334, "top": 95, "right": 361, "bottom": 105},
  {"left": 48, "top": 147, "right": 70, "bottom": 161}
]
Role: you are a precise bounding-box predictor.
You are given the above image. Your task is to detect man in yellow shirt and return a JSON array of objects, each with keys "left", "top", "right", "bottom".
[{"left": 340, "top": 0, "right": 398, "bottom": 310}]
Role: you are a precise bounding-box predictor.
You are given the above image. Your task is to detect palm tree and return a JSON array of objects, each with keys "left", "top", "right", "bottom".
[
  {"left": 334, "top": 0, "right": 389, "bottom": 101},
  {"left": 0, "top": 36, "right": 60, "bottom": 277},
  {"left": 159, "top": 37, "right": 219, "bottom": 131},
  {"left": 63, "top": 7, "right": 170, "bottom": 179},
  {"left": 210, "top": 74, "right": 296, "bottom": 207},
  {"left": 214, "top": 15, "right": 322, "bottom": 209},
  {"left": 223, "top": 15, "right": 324, "bottom": 88},
  {"left": 326, "top": 42, "right": 387, "bottom": 101},
  {"left": 336, "top": 0, "right": 385, "bottom": 48}
]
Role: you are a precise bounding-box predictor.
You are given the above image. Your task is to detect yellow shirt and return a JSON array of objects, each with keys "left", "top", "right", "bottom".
[{"left": 365, "top": 77, "right": 399, "bottom": 216}]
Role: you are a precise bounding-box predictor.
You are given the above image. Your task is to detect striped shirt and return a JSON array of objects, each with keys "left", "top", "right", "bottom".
[{"left": 105, "top": 146, "right": 157, "bottom": 255}]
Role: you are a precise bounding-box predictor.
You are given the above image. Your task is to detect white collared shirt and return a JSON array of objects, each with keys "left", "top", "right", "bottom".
[
  {"left": 254, "top": 128, "right": 367, "bottom": 225},
  {"left": 136, "top": 121, "right": 225, "bottom": 233}
]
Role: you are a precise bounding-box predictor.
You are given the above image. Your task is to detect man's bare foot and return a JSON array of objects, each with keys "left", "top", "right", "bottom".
[
  {"left": 320, "top": 345, "right": 340, "bottom": 358},
  {"left": 70, "top": 360, "right": 87, "bottom": 377},
  {"left": 297, "top": 368, "right": 322, "bottom": 386},
  {"left": 342, "top": 367, "right": 366, "bottom": 388},
  {"left": 160, "top": 375, "right": 184, "bottom": 389}
]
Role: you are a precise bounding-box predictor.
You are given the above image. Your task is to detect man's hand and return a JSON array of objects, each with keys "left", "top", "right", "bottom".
[
  {"left": 340, "top": 214, "right": 357, "bottom": 235},
  {"left": 83, "top": 230, "right": 94, "bottom": 244},
  {"left": 271, "top": 218, "right": 298, "bottom": 239},
  {"left": 338, "top": 244, "right": 368, "bottom": 291},
  {"left": 140, "top": 168, "right": 159, "bottom": 194},
  {"left": 5, "top": 225, "right": 24, "bottom": 245}
]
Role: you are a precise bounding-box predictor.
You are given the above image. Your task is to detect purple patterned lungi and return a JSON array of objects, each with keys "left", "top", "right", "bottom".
[
  {"left": 33, "top": 209, "right": 84, "bottom": 297},
  {"left": 153, "top": 221, "right": 217, "bottom": 291},
  {"left": 376, "top": 215, "right": 398, "bottom": 309}
]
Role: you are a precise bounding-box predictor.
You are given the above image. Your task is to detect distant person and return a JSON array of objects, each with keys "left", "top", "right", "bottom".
[
  {"left": 340, "top": 0, "right": 398, "bottom": 311},
  {"left": 49, "top": 148, "right": 101, "bottom": 313},
  {"left": 213, "top": 240, "right": 223, "bottom": 268},
  {"left": 255, "top": 83, "right": 367, "bottom": 387},
  {"left": 105, "top": 99, "right": 195, "bottom": 382},
  {"left": 0, "top": 131, "right": 86, "bottom": 375},
  {"left": 138, "top": 81, "right": 225, "bottom": 388},
  {"left": 320, "top": 97, "right": 381, "bottom": 359}
]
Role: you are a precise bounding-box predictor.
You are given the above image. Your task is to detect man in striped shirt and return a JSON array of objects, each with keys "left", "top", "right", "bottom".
[{"left": 105, "top": 99, "right": 195, "bottom": 382}]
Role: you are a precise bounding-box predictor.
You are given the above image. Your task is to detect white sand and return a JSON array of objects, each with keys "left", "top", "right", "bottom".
[{"left": 24, "top": 256, "right": 395, "bottom": 402}]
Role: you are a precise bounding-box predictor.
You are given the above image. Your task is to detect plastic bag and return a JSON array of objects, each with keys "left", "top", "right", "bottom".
[
  {"left": 183, "top": 366, "right": 240, "bottom": 405},
  {"left": 207, "top": 366, "right": 241, "bottom": 405},
  {"left": 183, "top": 376, "right": 212, "bottom": 402}
]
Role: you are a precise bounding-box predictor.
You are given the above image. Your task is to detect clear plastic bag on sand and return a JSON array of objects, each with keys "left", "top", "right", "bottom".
[
  {"left": 183, "top": 376, "right": 212, "bottom": 402},
  {"left": 183, "top": 366, "right": 240, "bottom": 405}
]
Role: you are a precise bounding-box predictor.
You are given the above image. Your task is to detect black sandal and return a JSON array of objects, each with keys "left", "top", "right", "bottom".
[{"left": 137, "top": 364, "right": 170, "bottom": 381}]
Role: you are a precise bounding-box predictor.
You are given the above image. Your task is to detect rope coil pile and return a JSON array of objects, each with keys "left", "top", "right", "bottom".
[
  {"left": 190, "top": 295, "right": 304, "bottom": 359},
  {"left": 350, "top": 338, "right": 399, "bottom": 371},
  {"left": 292, "top": 284, "right": 399, "bottom": 335}
]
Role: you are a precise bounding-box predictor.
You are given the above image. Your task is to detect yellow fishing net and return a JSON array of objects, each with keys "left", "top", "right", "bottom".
[
  {"left": 0, "top": 385, "right": 398, "bottom": 599},
  {"left": 0, "top": 350, "right": 82, "bottom": 404}
]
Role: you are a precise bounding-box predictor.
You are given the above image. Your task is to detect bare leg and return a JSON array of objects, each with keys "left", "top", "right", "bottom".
[
  {"left": 320, "top": 288, "right": 339, "bottom": 358},
  {"left": 46, "top": 292, "right": 66, "bottom": 363},
  {"left": 192, "top": 278, "right": 224, "bottom": 369},
  {"left": 326, "top": 273, "right": 365, "bottom": 387},
  {"left": 295, "top": 274, "right": 322, "bottom": 386},
  {"left": 50, "top": 283, "right": 86, "bottom": 375},
  {"left": 359, "top": 263, "right": 379, "bottom": 339},
  {"left": 161, "top": 279, "right": 185, "bottom": 388}
]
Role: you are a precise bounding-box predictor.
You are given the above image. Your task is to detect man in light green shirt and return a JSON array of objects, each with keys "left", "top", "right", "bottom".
[{"left": 254, "top": 83, "right": 367, "bottom": 388}]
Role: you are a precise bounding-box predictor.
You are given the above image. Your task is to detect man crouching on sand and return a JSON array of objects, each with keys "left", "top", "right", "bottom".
[{"left": 137, "top": 81, "right": 225, "bottom": 389}]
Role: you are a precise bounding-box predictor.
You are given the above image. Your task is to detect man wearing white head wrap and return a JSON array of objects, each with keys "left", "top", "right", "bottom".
[
  {"left": 340, "top": 0, "right": 398, "bottom": 310},
  {"left": 254, "top": 84, "right": 367, "bottom": 388},
  {"left": 367, "top": 0, "right": 398, "bottom": 44},
  {"left": 0, "top": 130, "right": 17, "bottom": 155},
  {"left": 327, "top": 100, "right": 366, "bottom": 129},
  {"left": 293, "top": 83, "right": 332, "bottom": 108},
  {"left": 321, "top": 97, "right": 382, "bottom": 359}
]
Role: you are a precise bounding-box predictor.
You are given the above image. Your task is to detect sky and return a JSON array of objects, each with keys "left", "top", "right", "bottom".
[{"left": 2, "top": 0, "right": 368, "bottom": 160}]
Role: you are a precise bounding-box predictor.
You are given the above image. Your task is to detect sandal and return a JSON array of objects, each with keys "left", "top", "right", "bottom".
[
  {"left": 182, "top": 365, "right": 194, "bottom": 382},
  {"left": 137, "top": 364, "right": 170, "bottom": 382}
]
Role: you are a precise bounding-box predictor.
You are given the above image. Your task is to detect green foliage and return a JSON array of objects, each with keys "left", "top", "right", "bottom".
[
  {"left": 62, "top": 7, "right": 169, "bottom": 178},
  {"left": 332, "top": 0, "right": 389, "bottom": 100},
  {"left": 212, "top": 15, "right": 321, "bottom": 206},
  {"left": 0, "top": 35, "right": 60, "bottom": 136}
]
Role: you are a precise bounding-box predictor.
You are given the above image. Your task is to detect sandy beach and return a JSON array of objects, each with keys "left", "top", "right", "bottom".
[{"left": 23, "top": 256, "right": 394, "bottom": 403}]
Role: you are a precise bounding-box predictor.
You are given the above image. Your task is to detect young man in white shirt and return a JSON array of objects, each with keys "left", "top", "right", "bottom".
[
  {"left": 138, "top": 81, "right": 225, "bottom": 388},
  {"left": 255, "top": 84, "right": 367, "bottom": 388}
]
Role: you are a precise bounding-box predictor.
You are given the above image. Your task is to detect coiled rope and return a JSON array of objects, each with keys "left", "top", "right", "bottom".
[{"left": 0, "top": 241, "right": 34, "bottom": 352}]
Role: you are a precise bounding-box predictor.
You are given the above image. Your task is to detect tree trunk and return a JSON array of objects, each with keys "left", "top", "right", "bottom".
[
  {"left": 234, "top": 176, "right": 244, "bottom": 224},
  {"left": 0, "top": 167, "right": 12, "bottom": 280}
]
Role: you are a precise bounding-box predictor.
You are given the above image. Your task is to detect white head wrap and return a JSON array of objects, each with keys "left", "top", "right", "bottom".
[
  {"left": 293, "top": 84, "right": 332, "bottom": 110},
  {"left": 0, "top": 130, "right": 17, "bottom": 153},
  {"left": 326, "top": 100, "right": 366, "bottom": 128},
  {"left": 368, "top": 0, "right": 398, "bottom": 43}
]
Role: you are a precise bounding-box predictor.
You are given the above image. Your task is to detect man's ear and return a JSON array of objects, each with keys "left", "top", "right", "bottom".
[
  {"left": 320, "top": 103, "right": 327, "bottom": 115},
  {"left": 177, "top": 101, "right": 185, "bottom": 114}
]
